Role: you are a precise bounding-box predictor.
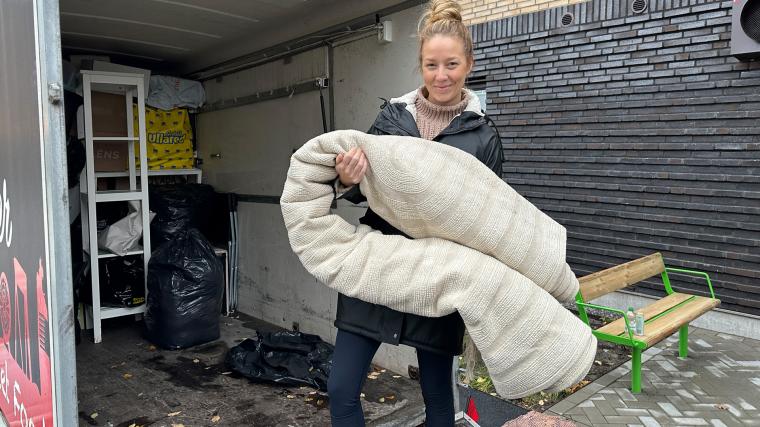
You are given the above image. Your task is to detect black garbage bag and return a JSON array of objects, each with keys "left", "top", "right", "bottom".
[
  {"left": 145, "top": 228, "right": 224, "bottom": 349},
  {"left": 225, "top": 331, "right": 334, "bottom": 391},
  {"left": 100, "top": 257, "right": 145, "bottom": 307},
  {"left": 149, "top": 184, "right": 215, "bottom": 247}
]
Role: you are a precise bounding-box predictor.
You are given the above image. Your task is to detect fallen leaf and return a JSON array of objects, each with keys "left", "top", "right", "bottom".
[
  {"left": 286, "top": 395, "right": 295, "bottom": 399},
  {"left": 167, "top": 411, "right": 181, "bottom": 417},
  {"left": 316, "top": 399, "right": 324, "bottom": 405},
  {"left": 123, "top": 373, "right": 133, "bottom": 380},
  {"left": 538, "top": 399, "right": 545, "bottom": 405},
  {"left": 716, "top": 404, "right": 729, "bottom": 410},
  {"left": 379, "top": 397, "right": 385, "bottom": 403},
  {"left": 476, "top": 377, "right": 486, "bottom": 383},
  {"left": 90, "top": 412, "right": 98, "bottom": 418},
  {"left": 309, "top": 391, "right": 317, "bottom": 395},
  {"left": 380, "top": 369, "right": 386, "bottom": 373},
  {"left": 193, "top": 359, "right": 200, "bottom": 363},
  {"left": 386, "top": 395, "right": 395, "bottom": 400},
  {"left": 211, "top": 415, "right": 221, "bottom": 423},
  {"left": 128, "top": 424, "right": 136, "bottom": 427},
  {"left": 305, "top": 397, "right": 314, "bottom": 402},
  {"left": 594, "top": 360, "right": 602, "bottom": 365}
]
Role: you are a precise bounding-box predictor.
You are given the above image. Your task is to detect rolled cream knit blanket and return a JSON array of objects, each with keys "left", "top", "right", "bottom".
[{"left": 281, "top": 130, "right": 596, "bottom": 398}]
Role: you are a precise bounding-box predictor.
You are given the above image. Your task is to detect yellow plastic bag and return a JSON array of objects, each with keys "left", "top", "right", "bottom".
[{"left": 134, "top": 106, "right": 194, "bottom": 169}]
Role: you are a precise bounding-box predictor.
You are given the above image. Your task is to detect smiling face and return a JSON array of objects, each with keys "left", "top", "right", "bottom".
[{"left": 420, "top": 34, "right": 473, "bottom": 106}]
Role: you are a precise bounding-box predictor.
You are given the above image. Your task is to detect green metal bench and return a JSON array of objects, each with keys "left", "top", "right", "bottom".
[{"left": 575, "top": 252, "right": 720, "bottom": 393}]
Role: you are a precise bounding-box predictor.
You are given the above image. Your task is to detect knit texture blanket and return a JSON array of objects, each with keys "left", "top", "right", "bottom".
[{"left": 281, "top": 130, "right": 596, "bottom": 398}]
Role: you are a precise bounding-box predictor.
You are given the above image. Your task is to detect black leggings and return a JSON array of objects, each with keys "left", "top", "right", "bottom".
[{"left": 327, "top": 328, "right": 455, "bottom": 426}]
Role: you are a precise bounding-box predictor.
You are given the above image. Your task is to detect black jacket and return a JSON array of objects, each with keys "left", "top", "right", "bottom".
[{"left": 334, "top": 89, "right": 504, "bottom": 356}]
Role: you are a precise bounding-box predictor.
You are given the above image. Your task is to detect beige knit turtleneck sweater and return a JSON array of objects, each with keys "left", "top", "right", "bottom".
[{"left": 414, "top": 87, "right": 468, "bottom": 140}]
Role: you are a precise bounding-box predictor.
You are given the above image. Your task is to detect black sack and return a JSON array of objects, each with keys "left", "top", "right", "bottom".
[
  {"left": 149, "top": 183, "right": 215, "bottom": 247},
  {"left": 101, "top": 257, "right": 145, "bottom": 307},
  {"left": 225, "top": 331, "right": 334, "bottom": 391},
  {"left": 145, "top": 228, "right": 224, "bottom": 349}
]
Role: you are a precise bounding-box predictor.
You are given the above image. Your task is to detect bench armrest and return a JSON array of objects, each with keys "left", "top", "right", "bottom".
[
  {"left": 664, "top": 267, "right": 716, "bottom": 300},
  {"left": 576, "top": 301, "right": 637, "bottom": 346}
]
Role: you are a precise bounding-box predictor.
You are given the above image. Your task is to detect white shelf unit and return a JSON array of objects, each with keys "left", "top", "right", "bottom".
[
  {"left": 79, "top": 70, "right": 151, "bottom": 343},
  {"left": 95, "top": 168, "right": 202, "bottom": 183}
]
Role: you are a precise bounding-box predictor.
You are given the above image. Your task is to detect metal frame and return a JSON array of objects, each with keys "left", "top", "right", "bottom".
[
  {"left": 35, "top": 0, "right": 78, "bottom": 423},
  {"left": 80, "top": 70, "right": 151, "bottom": 343},
  {"left": 575, "top": 262, "right": 717, "bottom": 393}
]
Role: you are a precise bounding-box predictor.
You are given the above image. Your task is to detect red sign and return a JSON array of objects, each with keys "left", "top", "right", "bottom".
[{"left": 0, "top": 259, "right": 53, "bottom": 427}]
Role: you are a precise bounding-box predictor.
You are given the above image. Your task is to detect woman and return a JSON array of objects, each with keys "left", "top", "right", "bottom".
[{"left": 328, "top": 1, "right": 503, "bottom": 425}]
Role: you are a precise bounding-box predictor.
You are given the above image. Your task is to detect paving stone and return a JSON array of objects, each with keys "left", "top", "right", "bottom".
[
  {"left": 567, "top": 414, "right": 592, "bottom": 426},
  {"left": 657, "top": 402, "right": 683, "bottom": 417},
  {"left": 639, "top": 416, "right": 662, "bottom": 427},
  {"left": 671, "top": 417, "right": 709, "bottom": 425},
  {"left": 581, "top": 406, "right": 607, "bottom": 425},
  {"left": 615, "top": 387, "right": 637, "bottom": 402},
  {"left": 602, "top": 415, "right": 641, "bottom": 423},
  {"left": 594, "top": 400, "right": 620, "bottom": 416}
]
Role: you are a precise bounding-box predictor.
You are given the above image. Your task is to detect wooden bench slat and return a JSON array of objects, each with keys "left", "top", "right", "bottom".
[
  {"left": 595, "top": 292, "right": 693, "bottom": 336},
  {"left": 641, "top": 296, "right": 720, "bottom": 346},
  {"left": 579, "top": 253, "right": 665, "bottom": 302}
]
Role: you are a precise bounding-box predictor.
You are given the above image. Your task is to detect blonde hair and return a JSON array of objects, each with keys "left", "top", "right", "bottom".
[{"left": 418, "top": 0, "right": 474, "bottom": 66}]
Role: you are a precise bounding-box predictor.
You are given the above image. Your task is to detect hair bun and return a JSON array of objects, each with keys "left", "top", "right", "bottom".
[{"left": 427, "top": 0, "right": 463, "bottom": 25}]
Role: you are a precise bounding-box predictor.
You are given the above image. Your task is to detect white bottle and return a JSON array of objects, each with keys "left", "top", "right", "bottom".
[
  {"left": 635, "top": 310, "right": 645, "bottom": 336},
  {"left": 626, "top": 307, "right": 636, "bottom": 335}
]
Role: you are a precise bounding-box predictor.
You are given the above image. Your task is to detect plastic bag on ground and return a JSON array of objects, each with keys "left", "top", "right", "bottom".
[
  {"left": 225, "top": 331, "right": 334, "bottom": 391},
  {"left": 145, "top": 228, "right": 224, "bottom": 349}
]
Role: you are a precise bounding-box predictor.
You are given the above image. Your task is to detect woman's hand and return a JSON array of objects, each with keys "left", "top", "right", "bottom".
[{"left": 336, "top": 147, "right": 368, "bottom": 186}]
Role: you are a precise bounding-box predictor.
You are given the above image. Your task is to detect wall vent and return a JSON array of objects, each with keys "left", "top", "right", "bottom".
[
  {"left": 732, "top": 0, "right": 760, "bottom": 59},
  {"left": 561, "top": 12, "right": 574, "bottom": 27},
  {"left": 631, "top": 0, "right": 648, "bottom": 14}
]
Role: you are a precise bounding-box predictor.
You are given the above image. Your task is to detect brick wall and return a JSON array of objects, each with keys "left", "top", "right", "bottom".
[
  {"left": 460, "top": 0, "right": 589, "bottom": 25},
  {"left": 470, "top": 0, "right": 760, "bottom": 315}
]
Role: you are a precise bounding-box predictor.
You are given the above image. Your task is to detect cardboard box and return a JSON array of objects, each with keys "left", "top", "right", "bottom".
[
  {"left": 93, "top": 142, "right": 129, "bottom": 172},
  {"left": 76, "top": 91, "right": 131, "bottom": 171},
  {"left": 77, "top": 91, "right": 130, "bottom": 138}
]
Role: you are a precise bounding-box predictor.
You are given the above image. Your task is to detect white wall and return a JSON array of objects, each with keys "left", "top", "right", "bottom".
[
  {"left": 203, "top": 47, "right": 328, "bottom": 104},
  {"left": 197, "top": 4, "right": 429, "bottom": 376},
  {"left": 332, "top": 5, "right": 424, "bottom": 130}
]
